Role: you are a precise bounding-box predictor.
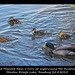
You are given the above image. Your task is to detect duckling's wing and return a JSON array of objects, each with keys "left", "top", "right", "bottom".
[
  {"left": 14, "top": 19, "right": 20, "bottom": 22},
  {"left": 36, "top": 31, "right": 45, "bottom": 35},
  {"left": 55, "top": 45, "right": 75, "bottom": 50},
  {"left": 64, "top": 34, "right": 70, "bottom": 37},
  {"left": 61, "top": 34, "right": 70, "bottom": 39}
]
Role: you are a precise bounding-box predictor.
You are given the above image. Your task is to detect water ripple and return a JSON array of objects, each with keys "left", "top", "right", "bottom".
[{"left": 0, "top": 4, "right": 75, "bottom": 66}]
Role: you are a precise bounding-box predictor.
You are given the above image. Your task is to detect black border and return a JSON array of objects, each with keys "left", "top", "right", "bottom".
[{"left": 0, "top": 0, "right": 75, "bottom": 4}]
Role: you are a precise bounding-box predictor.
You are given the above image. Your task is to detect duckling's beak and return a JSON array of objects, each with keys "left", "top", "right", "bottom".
[{"left": 44, "top": 45, "right": 47, "bottom": 48}]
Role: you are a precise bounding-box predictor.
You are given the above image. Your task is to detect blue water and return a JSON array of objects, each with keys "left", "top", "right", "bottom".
[{"left": 0, "top": 4, "right": 75, "bottom": 66}]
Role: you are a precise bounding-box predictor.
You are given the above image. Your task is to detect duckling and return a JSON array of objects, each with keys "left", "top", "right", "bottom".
[
  {"left": 9, "top": 17, "right": 21, "bottom": 24},
  {"left": 0, "top": 37, "right": 8, "bottom": 42},
  {"left": 59, "top": 31, "right": 70, "bottom": 39},
  {"left": 43, "top": 42, "right": 75, "bottom": 56},
  {"left": 71, "top": 4, "right": 75, "bottom": 8},
  {"left": 73, "top": 29, "right": 75, "bottom": 33},
  {"left": 32, "top": 28, "right": 45, "bottom": 35}
]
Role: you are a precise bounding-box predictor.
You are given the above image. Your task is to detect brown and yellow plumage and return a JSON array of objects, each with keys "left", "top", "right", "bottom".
[{"left": 59, "top": 31, "right": 70, "bottom": 39}]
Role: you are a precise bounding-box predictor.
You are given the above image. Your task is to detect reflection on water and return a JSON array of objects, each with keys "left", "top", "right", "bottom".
[{"left": 0, "top": 4, "right": 75, "bottom": 66}]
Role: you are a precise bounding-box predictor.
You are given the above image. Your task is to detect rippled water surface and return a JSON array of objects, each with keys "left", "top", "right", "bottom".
[{"left": 0, "top": 4, "right": 75, "bottom": 66}]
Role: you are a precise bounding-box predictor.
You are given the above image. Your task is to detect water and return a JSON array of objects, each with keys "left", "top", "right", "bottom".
[{"left": 0, "top": 4, "right": 75, "bottom": 66}]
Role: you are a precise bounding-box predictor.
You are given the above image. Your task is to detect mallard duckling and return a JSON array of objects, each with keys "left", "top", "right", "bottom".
[
  {"left": 9, "top": 17, "right": 21, "bottom": 24},
  {"left": 0, "top": 37, "right": 8, "bottom": 42},
  {"left": 32, "top": 28, "right": 45, "bottom": 35},
  {"left": 59, "top": 31, "right": 70, "bottom": 39},
  {"left": 73, "top": 29, "right": 75, "bottom": 33},
  {"left": 43, "top": 42, "right": 75, "bottom": 56}
]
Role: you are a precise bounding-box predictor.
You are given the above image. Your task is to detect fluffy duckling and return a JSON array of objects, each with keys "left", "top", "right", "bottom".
[
  {"left": 43, "top": 42, "right": 75, "bottom": 56},
  {"left": 73, "top": 29, "right": 75, "bottom": 33},
  {"left": 0, "top": 37, "right": 8, "bottom": 42},
  {"left": 59, "top": 31, "right": 70, "bottom": 39},
  {"left": 32, "top": 28, "right": 45, "bottom": 35},
  {"left": 9, "top": 17, "right": 21, "bottom": 24}
]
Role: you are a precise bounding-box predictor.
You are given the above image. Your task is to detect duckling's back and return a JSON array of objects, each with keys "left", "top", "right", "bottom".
[
  {"left": 13, "top": 19, "right": 21, "bottom": 24},
  {"left": 61, "top": 34, "right": 70, "bottom": 39}
]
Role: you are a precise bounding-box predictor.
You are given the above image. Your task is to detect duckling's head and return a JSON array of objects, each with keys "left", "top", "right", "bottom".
[
  {"left": 32, "top": 28, "right": 36, "bottom": 33},
  {"left": 44, "top": 42, "right": 54, "bottom": 49},
  {"left": 59, "top": 31, "right": 63, "bottom": 35},
  {"left": 59, "top": 31, "right": 63, "bottom": 37},
  {"left": 10, "top": 17, "right": 14, "bottom": 20},
  {"left": 73, "top": 29, "right": 75, "bottom": 33}
]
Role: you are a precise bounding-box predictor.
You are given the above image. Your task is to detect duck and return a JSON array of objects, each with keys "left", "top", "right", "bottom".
[
  {"left": 32, "top": 28, "right": 45, "bottom": 35},
  {"left": 0, "top": 37, "right": 8, "bottom": 42},
  {"left": 73, "top": 29, "right": 75, "bottom": 33},
  {"left": 59, "top": 31, "right": 70, "bottom": 39},
  {"left": 9, "top": 17, "right": 21, "bottom": 24},
  {"left": 43, "top": 42, "right": 75, "bottom": 56}
]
